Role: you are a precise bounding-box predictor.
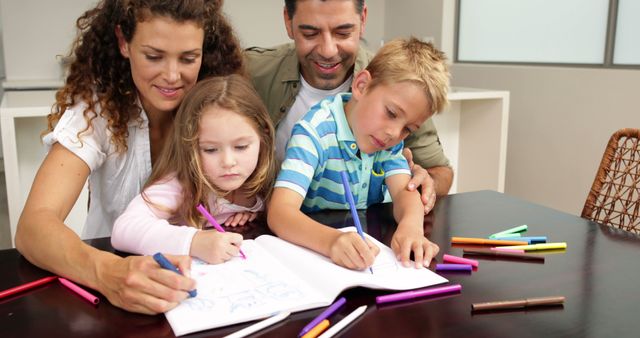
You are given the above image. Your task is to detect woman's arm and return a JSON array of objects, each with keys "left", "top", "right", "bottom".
[{"left": 15, "top": 143, "right": 195, "bottom": 314}]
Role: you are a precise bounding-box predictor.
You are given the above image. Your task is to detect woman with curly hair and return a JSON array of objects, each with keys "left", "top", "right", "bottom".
[{"left": 14, "top": 0, "right": 244, "bottom": 314}]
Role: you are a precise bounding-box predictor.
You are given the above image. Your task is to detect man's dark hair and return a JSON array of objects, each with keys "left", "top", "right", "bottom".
[{"left": 284, "top": 0, "right": 365, "bottom": 18}]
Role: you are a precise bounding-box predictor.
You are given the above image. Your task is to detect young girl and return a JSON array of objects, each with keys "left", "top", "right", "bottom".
[{"left": 112, "top": 74, "right": 276, "bottom": 264}]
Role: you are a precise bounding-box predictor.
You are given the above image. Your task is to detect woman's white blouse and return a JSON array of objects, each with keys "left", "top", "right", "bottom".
[{"left": 43, "top": 101, "right": 152, "bottom": 239}]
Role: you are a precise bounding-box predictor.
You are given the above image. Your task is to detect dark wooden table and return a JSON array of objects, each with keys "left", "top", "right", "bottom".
[{"left": 2, "top": 190, "right": 640, "bottom": 337}]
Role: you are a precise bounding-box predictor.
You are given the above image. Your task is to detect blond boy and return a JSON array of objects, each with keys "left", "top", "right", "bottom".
[{"left": 268, "top": 37, "right": 450, "bottom": 270}]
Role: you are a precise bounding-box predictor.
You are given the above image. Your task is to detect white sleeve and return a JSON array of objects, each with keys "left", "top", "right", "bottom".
[
  {"left": 111, "top": 177, "right": 198, "bottom": 256},
  {"left": 42, "top": 105, "right": 108, "bottom": 172}
]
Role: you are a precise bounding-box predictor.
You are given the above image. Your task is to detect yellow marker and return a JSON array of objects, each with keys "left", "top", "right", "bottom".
[
  {"left": 302, "top": 319, "right": 330, "bottom": 338},
  {"left": 499, "top": 242, "right": 567, "bottom": 251}
]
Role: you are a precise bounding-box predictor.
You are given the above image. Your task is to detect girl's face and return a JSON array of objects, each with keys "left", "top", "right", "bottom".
[
  {"left": 118, "top": 16, "right": 204, "bottom": 119},
  {"left": 198, "top": 106, "right": 262, "bottom": 192}
]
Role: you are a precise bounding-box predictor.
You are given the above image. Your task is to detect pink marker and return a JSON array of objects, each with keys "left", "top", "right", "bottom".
[
  {"left": 196, "top": 204, "right": 247, "bottom": 259},
  {"left": 443, "top": 254, "right": 479, "bottom": 267},
  {"left": 58, "top": 278, "right": 99, "bottom": 305},
  {"left": 491, "top": 247, "right": 525, "bottom": 254}
]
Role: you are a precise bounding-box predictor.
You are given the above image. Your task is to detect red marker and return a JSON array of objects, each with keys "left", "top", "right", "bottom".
[{"left": 0, "top": 276, "right": 57, "bottom": 299}]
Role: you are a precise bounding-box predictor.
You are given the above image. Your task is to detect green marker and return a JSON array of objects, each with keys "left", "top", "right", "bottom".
[
  {"left": 491, "top": 233, "right": 522, "bottom": 239},
  {"left": 489, "top": 224, "right": 528, "bottom": 239}
]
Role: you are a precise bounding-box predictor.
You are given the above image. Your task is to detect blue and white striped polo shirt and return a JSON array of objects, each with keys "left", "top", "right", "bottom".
[{"left": 275, "top": 93, "right": 411, "bottom": 213}]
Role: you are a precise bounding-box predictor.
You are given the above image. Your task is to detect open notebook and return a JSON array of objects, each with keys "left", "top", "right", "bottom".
[{"left": 165, "top": 227, "right": 448, "bottom": 336}]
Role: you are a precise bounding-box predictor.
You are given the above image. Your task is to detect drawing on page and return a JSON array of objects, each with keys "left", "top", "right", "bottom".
[
  {"left": 371, "top": 251, "right": 400, "bottom": 273},
  {"left": 183, "top": 265, "right": 305, "bottom": 314},
  {"left": 183, "top": 297, "right": 217, "bottom": 311}
]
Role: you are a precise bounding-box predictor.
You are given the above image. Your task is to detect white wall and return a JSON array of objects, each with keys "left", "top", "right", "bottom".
[
  {"left": 0, "top": 0, "right": 386, "bottom": 82},
  {"left": 384, "top": 0, "right": 442, "bottom": 45},
  {"left": 0, "top": 0, "right": 95, "bottom": 83},
  {"left": 451, "top": 64, "right": 639, "bottom": 215},
  {"left": 381, "top": 0, "right": 639, "bottom": 216},
  {"left": 427, "top": 1, "right": 640, "bottom": 216}
]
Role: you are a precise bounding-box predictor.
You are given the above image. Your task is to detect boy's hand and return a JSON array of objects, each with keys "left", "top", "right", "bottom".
[
  {"left": 391, "top": 225, "right": 439, "bottom": 268},
  {"left": 190, "top": 230, "right": 243, "bottom": 264},
  {"left": 222, "top": 212, "right": 257, "bottom": 227},
  {"left": 328, "top": 232, "right": 380, "bottom": 270}
]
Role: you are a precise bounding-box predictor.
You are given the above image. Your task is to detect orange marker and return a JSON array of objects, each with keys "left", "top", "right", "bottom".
[
  {"left": 301, "top": 319, "right": 330, "bottom": 338},
  {"left": 451, "top": 237, "right": 528, "bottom": 246}
]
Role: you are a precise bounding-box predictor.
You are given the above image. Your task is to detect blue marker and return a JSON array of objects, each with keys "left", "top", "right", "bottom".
[
  {"left": 152, "top": 253, "right": 197, "bottom": 297},
  {"left": 340, "top": 171, "right": 373, "bottom": 274}
]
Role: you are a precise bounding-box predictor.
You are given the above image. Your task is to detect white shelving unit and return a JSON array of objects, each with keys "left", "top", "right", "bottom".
[
  {"left": 434, "top": 87, "right": 510, "bottom": 194},
  {"left": 0, "top": 87, "right": 509, "bottom": 247}
]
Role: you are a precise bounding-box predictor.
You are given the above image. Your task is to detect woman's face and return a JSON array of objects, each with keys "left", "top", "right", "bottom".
[{"left": 118, "top": 16, "right": 204, "bottom": 118}]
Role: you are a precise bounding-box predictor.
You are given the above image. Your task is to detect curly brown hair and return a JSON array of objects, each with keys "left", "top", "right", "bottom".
[{"left": 47, "top": 0, "right": 245, "bottom": 153}]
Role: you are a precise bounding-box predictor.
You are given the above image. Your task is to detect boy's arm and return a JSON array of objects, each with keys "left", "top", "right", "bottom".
[
  {"left": 268, "top": 188, "right": 339, "bottom": 256},
  {"left": 402, "top": 147, "right": 453, "bottom": 214},
  {"left": 267, "top": 188, "right": 378, "bottom": 270},
  {"left": 386, "top": 174, "right": 440, "bottom": 268}
]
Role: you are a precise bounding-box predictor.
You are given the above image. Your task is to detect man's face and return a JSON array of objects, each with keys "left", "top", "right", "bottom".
[{"left": 285, "top": 0, "right": 367, "bottom": 90}]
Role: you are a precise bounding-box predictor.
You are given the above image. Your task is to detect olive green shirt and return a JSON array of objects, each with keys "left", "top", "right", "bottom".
[{"left": 245, "top": 43, "right": 450, "bottom": 168}]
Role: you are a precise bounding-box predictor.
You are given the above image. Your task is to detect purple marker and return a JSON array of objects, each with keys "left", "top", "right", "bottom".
[
  {"left": 376, "top": 284, "right": 462, "bottom": 304},
  {"left": 436, "top": 263, "right": 473, "bottom": 272},
  {"left": 299, "top": 297, "right": 346, "bottom": 337}
]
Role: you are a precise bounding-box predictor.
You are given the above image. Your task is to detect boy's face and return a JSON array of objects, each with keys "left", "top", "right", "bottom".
[
  {"left": 284, "top": 0, "right": 367, "bottom": 90},
  {"left": 346, "top": 73, "right": 431, "bottom": 155}
]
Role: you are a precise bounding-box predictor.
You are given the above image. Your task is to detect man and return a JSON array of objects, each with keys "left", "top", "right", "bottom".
[{"left": 246, "top": 0, "right": 453, "bottom": 213}]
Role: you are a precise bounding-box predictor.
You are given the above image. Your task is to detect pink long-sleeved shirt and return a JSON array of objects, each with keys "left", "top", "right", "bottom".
[{"left": 111, "top": 176, "right": 263, "bottom": 256}]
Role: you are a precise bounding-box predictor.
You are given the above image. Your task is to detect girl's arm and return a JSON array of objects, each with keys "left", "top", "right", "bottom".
[
  {"left": 15, "top": 144, "right": 195, "bottom": 314},
  {"left": 111, "top": 178, "right": 198, "bottom": 256},
  {"left": 386, "top": 174, "right": 439, "bottom": 268},
  {"left": 267, "top": 187, "right": 378, "bottom": 270},
  {"left": 112, "top": 178, "right": 243, "bottom": 264}
]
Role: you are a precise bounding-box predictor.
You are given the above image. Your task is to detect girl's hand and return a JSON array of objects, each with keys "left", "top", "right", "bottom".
[
  {"left": 190, "top": 230, "right": 243, "bottom": 264},
  {"left": 391, "top": 225, "right": 439, "bottom": 268},
  {"left": 328, "top": 232, "right": 380, "bottom": 270},
  {"left": 222, "top": 212, "right": 257, "bottom": 227}
]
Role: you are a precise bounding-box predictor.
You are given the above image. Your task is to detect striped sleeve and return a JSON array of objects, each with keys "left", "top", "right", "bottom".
[
  {"left": 275, "top": 122, "right": 322, "bottom": 198},
  {"left": 382, "top": 143, "right": 411, "bottom": 179}
]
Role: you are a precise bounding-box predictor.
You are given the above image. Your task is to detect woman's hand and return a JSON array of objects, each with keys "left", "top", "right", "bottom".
[{"left": 97, "top": 254, "right": 196, "bottom": 314}]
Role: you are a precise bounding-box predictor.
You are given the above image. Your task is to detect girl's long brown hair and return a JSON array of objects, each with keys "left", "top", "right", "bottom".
[
  {"left": 144, "top": 75, "right": 276, "bottom": 228},
  {"left": 46, "top": 0, "right": 244, "bottom": 153}
]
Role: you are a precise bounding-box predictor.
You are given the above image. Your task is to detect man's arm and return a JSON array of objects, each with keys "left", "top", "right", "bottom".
[
  {"left": 427, "top": 165, "right": 453, "bottom": 196},
  {"left": 403, "top": 147, "right": 454, "bottom": 214},
  {"left": 402, "top": 117, "right": 453, "bottom": 212}
]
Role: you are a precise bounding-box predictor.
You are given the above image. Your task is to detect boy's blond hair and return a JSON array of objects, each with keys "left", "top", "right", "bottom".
[{"left": 365, "top": 37, "right": 450, "bottom": 115}]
